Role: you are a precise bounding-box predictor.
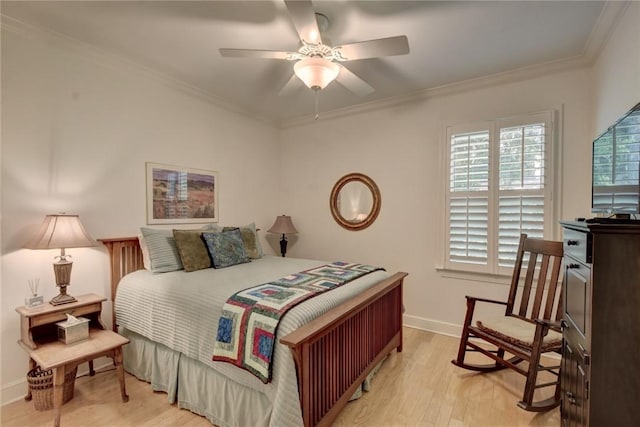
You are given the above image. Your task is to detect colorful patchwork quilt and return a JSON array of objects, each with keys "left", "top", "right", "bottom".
[{"left": 212, "top": 262, "right": 384, "bottom": 383}]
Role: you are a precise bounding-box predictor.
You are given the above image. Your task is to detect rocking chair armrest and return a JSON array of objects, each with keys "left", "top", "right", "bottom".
[
  {"left": 534, "top": 319, "right": 562, "bottom": 337},
  {"left": 534, "top": 318, "right": 562, "bottom": 333},
  {"left": 465, "top": 295, "right": 509, "bottom": 306}
]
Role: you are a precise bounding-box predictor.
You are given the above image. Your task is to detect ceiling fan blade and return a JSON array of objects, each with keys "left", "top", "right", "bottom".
[
  {"left": 334, "top": 35, "right": 410, "bottom": 61},
  {"left": 335, "top": 64, "right": 374, "bottom": 97},
  {"left": 278, "top": 74, "right": 303, "bottom": 96},
  {"left": 219, "top": 48, "right": 295, "bottom": 60},
  {"left": 284, "top": 0, "right": 322, "bottom": 45}
]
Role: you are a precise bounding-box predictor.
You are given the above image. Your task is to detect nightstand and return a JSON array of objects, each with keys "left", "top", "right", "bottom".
[
  {"left": 16, "top": 293, "right": 107, "bottom": 350},
  {"left": 15, "top": 293, "right": 129, "bottom": 426},
  {"left": 16, "top": 293, "right": 107, "bottom": 399}
]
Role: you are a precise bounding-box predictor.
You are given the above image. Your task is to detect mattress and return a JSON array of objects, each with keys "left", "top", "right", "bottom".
[{"left": 114, "top": 255, "right": 389, "bottom": 426}]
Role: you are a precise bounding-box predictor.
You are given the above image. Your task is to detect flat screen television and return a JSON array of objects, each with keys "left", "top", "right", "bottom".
[{"left": 591, "top": 102, "right": 640, "bottom": 219}]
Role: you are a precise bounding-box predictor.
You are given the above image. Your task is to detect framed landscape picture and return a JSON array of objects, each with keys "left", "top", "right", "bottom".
[{"left": 146, "top": 162, "right": 218, "bottom": 224}]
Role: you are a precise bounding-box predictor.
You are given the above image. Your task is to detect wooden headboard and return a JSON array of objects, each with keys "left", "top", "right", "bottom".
[{"left": 99, "top": 237, "right": 144, "bottom": 330}]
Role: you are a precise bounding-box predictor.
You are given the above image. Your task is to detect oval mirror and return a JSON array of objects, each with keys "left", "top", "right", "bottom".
[{"left": 330, "top": 173, "right": 381, "bottom": 231}]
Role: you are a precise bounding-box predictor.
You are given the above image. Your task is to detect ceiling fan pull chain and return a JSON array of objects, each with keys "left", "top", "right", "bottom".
[{"left": 314, "top": 90, "right": 320, "bottom": 120}]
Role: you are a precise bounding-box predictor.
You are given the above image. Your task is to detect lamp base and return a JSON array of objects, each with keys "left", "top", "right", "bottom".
[
  {"left": 279, "top": 235, "right": 288, "bottom": 257},
  {"left": 51, "top": 257, "right": 77, "bottom": 305},
  {"left": 50, "top": 288, "right": 77, "bottom": 306}
]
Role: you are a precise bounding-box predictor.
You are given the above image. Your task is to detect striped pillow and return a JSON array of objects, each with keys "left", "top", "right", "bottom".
[{"left": 140, "top": 228, "right": 183, "bottom": 273}]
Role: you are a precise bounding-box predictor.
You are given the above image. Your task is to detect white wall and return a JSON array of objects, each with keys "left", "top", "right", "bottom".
[
  {"left": 1, "top": 27, "right": 281, "bottom": 403},
  {"left": 592, "top": 1, "right": 640, "bottom": 134},
  {"left": 279, "top": 68, "right": 593, "bottom": 335}
]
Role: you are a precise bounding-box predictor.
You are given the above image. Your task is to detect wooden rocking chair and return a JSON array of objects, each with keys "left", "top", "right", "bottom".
[{"left": 451, "top": 233, "right": 564, "bottom": 412}]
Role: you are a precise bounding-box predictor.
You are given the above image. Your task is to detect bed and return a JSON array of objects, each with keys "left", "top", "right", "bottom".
[{"left": 100, "top": 236, "right": 407, "bottom": 427}]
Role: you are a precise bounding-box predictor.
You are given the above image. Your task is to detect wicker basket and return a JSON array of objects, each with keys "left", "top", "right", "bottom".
[{"left": 27, "top": 365, "right": 77, "bottom": 411}]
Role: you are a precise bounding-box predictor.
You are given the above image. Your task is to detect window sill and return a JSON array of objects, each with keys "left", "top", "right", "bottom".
[{"left": 435, "top": 267, "right": 512, "bottom": 285}]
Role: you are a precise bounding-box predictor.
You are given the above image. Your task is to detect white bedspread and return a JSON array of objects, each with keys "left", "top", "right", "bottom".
[{"left": 115, "top": 255, "right": 389, "bottom": 426}]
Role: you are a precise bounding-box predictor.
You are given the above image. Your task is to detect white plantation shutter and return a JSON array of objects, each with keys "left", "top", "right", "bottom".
[
  {"left": 450, "top": 197, "right": 488, "bottom": 264},
  {"left": 498, "top": 195, "right": 544, "bottom": 266},
  {"left": 445, "top": 112, "right": 554, "bottom": 274},
  {"left": 498, "top": 123, "right": 545, "bottom": 190},
  {"left": 448, "top": 131, "right": 490, "bottom": 267},
  {"left": 497, "top": 122, "right": 547, "bottom": 267},
  {"left": 450, "top": 132, "right": 490, "bottom": 192}
]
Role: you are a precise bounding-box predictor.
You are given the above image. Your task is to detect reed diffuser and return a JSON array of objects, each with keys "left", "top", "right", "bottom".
[{"left": 25, "top": 278, "right": 44, "bottom": 307}]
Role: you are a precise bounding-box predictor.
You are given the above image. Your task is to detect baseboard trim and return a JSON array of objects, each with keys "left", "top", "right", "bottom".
[
  {"left": 401, "top": 315, "right": 561, "bottom": 361},
  {"left": 1, "top": 357, "right": 113, "bottom": 407},
  {"left": 403, "top": 314, "right": 462, "bottom": 338}
]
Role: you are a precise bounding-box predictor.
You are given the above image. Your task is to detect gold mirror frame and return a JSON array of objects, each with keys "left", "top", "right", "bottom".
[{"left": 330, "top": 173, "right": 381, "bottom": 231}]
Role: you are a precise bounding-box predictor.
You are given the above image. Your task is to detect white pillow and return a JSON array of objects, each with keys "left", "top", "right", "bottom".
[
  {"left": 139, "top": 228, "right": 183, "bottom": 273},
  {"left": 138, "top": 235, "right": 151, "bottom": 270}
]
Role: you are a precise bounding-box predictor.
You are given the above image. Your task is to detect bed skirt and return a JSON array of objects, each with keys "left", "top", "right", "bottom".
[{"left": 121, "top": 328, "right": 383, "bottom": 427}]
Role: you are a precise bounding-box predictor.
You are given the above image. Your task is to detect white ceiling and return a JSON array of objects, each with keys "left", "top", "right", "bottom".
[{"left": 2, "top": 1, "right": 608, "bottom": 125}]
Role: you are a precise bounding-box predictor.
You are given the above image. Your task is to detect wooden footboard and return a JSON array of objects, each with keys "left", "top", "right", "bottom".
[
  {"left": 281, "top": 271, "right": 406, "bottom": 427},
  {"left": 99, "top": 237, "right": 406, "bottom": 427}
]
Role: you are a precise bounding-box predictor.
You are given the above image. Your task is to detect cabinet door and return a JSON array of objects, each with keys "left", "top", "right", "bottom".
[
  {"left": 561, "top": 340, "right": 589, "bottom": 427},
  {"left": 564, "top": 263, "right": 589, "bottom": 339}
]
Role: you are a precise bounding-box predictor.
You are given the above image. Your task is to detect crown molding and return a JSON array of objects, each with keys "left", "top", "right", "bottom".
[
  {"left": 0, "top": 15, "right": 277, "bottom": 127},
  {"left": 582, "top": 1, "right": 630, "bottom": 63},
  {"left": 3, "top": 1, "right": 625, "bottom": 132},
  {"left": 281, "top": 54, "right": 590, "bottom": 129},
  {"left": 281, "top": 2, "right": 627, "bottom": 129}
]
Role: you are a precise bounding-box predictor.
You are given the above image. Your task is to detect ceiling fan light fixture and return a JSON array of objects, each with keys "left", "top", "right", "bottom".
[{"left": 294, "top": 57, "right": 339, "bottom": 91}]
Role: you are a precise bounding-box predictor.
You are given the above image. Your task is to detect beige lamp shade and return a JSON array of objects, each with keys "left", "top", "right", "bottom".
[
  {"left": 267, "top": 215, "right": 298, "bottom": 235},
  {"left": 25, "top": 214, "right": 96, "bottom": 306},
  {"left": 25, "top": 214, "right": 96, "bottom": 250}
]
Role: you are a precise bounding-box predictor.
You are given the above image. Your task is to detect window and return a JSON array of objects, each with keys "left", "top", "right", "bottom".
[{"left": 445, "top": 111, "right": 555, "bottom": 274}]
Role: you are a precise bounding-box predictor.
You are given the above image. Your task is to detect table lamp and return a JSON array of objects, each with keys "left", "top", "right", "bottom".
[
  {"left": 24, "top": 214, "right": 97, "bottom": 305},
  {"left": 267, "top": 215, "right": 298, "bottom": 257}
]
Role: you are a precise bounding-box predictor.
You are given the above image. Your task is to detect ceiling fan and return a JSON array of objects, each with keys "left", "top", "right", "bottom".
[{"left": 219, "top": 0, "right": 410, "bottom": 97}]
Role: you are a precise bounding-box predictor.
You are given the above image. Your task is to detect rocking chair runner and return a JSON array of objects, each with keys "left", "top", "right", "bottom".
[{"left": 451, "top": 233, "right": 564, "bottom": 412}]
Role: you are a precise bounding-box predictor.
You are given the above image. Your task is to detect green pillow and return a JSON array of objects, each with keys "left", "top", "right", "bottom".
[
  {"left": 222, "top": 223, "right": 263, "bottom": 259},
  {"left": 172, "top": 230, "right": 212, "bottom": 272}
]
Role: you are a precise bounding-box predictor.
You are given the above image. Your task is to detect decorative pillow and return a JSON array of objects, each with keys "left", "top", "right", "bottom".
[
  {"left": 222, "top": 222, "right": 263, "bottom": 259},
  {"left": 202, "top": 223, "right": 223, "bottom": 233},
  {"left": 172, "top": 230, "right": 212, "bottom": 272},
  {"left": 203, "top": 229, "right": 251, "bottom": 268},
  {"left": 140, "top": 224, "right": 220, "bottom": 273},
  {"left": 138, "top": 235, "right": 151, "bottom": 270},
  {"left": 140, "top": 228, "right": 183, "bottom": 273}
]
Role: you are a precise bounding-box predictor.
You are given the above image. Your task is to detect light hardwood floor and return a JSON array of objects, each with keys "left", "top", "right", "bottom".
[{"left": 1, "top": 327, "right": 560, "bottom": 427}]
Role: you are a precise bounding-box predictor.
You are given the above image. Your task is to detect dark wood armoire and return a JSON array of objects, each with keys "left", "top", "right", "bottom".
[{"left": 560, "top": 220, "right": 640, "bottom": 427}]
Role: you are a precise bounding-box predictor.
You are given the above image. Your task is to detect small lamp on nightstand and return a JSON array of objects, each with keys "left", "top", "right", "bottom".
[
  {"left": 267, "top": 215, "right": 298, "bottom": 257},
  {"left": 24, "top": 214, "right": 97, "bottom": 305}
]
